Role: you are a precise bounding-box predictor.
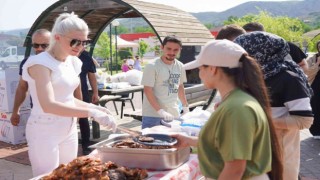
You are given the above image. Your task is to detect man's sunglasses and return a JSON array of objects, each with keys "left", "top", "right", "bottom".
[
  {"left": 70, "top": 39, "right": 91, "bottom": 48},
  {"left": 32, "top": 43, "right": 49, "bottom": 49}
]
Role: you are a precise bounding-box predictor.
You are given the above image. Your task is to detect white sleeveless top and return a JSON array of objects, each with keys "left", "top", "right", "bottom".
[{"left": 22, "top": 52, "right": 82, "bottom": 115}]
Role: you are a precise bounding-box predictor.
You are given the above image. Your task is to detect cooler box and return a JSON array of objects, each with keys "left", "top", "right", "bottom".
[
  {"left": 0, "top": 68, "right": 31, "bottom": 112},
  {"left": 0, "top": 109, "right": 30, "bottom": 144}
]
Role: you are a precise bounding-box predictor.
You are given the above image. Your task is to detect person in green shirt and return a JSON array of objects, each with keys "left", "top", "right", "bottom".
[{"left": 174, "top": 40, "right": 283, "bottom": 180}]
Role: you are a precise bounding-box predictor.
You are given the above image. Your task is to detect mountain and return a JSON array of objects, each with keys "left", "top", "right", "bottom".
[
  {"left": 2, "top": 0, "right": 320, "bottom": 36},
  {"left": 120, "top": 0, "right": 320, "bottom": 30},
  {"left": 1, "top": 28, "right": 29, "bottom": 37},
  {"left": 191, "top": 0, "right": 320, "bottom": 26}
]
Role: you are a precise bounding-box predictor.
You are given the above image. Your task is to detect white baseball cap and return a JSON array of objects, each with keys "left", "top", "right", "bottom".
[{"left": 184, "top": 39, "right": 247, "bottom": 70}]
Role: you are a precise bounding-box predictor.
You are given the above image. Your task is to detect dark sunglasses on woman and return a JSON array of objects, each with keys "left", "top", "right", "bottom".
[
  {"left": 32, "top": 43, "right": 49, "bottom": 49},
  {"left": 70, "top": 39, "right": 91, "bottom": 48}
]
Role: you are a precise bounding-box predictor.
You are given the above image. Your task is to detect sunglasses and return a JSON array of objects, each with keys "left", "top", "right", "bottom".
[
  {"left": 32, "top": 43, "right": 49, "bottom": 49},
  {"left": 60, "top": 34, "right": 91, "bottom": 48},
  {"left": 69, "top": 39, "right": 91, "bottom": 48}
]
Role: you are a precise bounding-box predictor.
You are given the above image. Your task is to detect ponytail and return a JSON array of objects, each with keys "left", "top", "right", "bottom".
[
  {"left": 221, "top": 55, "right": 283, "bottom": 180},
  {"left": 48, "top": 12, "right": 89, "bottom": 51}
]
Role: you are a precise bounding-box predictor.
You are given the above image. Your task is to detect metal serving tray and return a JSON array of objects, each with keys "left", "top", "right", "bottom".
[{"left": 89, "top": 135, "right": 190, "bottom": 170}]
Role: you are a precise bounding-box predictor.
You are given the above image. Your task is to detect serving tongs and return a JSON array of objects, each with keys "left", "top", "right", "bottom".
[
  {"left": 117, "top": 126, "right": 177, "bottom": 146},
  {"left": 88, "top": 127, "right": 141, "bottom": 149},
  {"left": 117, "top": 126, "right": 142, "bottom": 137}
]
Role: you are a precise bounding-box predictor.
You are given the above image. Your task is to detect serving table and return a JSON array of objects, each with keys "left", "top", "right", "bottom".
[
  {"left": 89, "top": 150, "right": 203, "bottom": 180},
  {"left": 88, "top": 133, "right": 204, "bottom": 180}
]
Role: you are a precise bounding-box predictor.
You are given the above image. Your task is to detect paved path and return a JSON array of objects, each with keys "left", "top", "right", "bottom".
[{"left": 300, "top": 129, "right": 320, "bottom": 179}]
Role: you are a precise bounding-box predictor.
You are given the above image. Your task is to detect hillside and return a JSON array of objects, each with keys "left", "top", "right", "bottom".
[
  {"left": 192, "top": 0, "right": 320, "bottom": 25},
  {"left": 2, "top": 0, "right": 320, "bottom": 36}
]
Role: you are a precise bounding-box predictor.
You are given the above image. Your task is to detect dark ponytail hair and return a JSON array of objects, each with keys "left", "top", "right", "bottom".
[
  {"left": 221, "top": 54, "right": 283, "bottom": 180},
  {"left": 316, "top": 40, "right": 320, "bottom": 57}
]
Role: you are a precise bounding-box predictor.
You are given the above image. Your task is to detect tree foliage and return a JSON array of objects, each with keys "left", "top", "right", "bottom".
[
  {"left": 137, "top": 40, "right": 149, "bottom": 58},
  {"left": 204, "top": 23, "right": 214, "bottom": 30},
  {"left": 93, "top": 32, "right": 121, "bottom": 70},
  {"left": 93, "top": 32, "right": 112, "bottom": 60},
  {"left": 134, "top": 26, "right": 154, "bottom": 33},
  {"left": 119, "top": 48, "right": 133, "bottom": 60},
  {"left": 93, "top": 32, "right": 115, "bottom": 59},
  {"left": 110, "top": 25, "right": 129, "bottom": 35},
  {"left": 224, "top": 11, "right": 312, "bottom": 50}
]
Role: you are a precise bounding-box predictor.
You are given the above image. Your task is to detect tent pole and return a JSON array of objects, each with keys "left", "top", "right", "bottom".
[{"left": 109, "top": 24, "right": 113, "bottom": 75}]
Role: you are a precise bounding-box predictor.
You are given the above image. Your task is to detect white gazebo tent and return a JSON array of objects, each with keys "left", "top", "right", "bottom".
[{"left": 116, "top": 36, "right": 139, "bottom": 48}]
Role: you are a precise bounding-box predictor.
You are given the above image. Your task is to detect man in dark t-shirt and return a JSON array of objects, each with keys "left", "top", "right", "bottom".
[
  {"left": 11, "top": 29, "right": 50, "bottom": 126},
  {"left": 287, "top": 42, "right": 308, "bottom": 72},
  {"left": 77, "top": 50, "right": 99, "bottom": 155}
]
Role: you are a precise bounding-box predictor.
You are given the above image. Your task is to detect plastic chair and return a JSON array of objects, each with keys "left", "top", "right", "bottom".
[
  {"left": 98, "top": 95, "right": 122, "bottom": 115},
  {"left": 113, "top": 92, "right": 136, "bottom": 119}
]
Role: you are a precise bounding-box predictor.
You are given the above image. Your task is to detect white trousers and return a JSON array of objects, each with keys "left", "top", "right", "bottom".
[{"left": 26, "top": 114, "right": 78, "bottom": 177}]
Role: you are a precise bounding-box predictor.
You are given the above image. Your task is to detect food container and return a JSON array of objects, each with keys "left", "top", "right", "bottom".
[{"left": 89, "top": 135, "right": 190, "bottom": 170}]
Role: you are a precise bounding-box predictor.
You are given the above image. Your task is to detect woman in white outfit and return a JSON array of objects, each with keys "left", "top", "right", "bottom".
[{"left": 22, "top": 12, "right": 116, "bottom": 177}]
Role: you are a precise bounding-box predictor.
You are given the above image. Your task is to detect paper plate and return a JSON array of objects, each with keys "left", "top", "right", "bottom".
[{"left": 134, "top": 134, "right": 177, "bottom": 146}]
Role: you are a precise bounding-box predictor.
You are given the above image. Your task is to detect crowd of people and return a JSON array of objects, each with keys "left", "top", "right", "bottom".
[
  {"left": 8, "top": 11, "right": 320, "bottom": 179},
  {"left": 121, "top": 55, "right": 142, "bottom": 72}
]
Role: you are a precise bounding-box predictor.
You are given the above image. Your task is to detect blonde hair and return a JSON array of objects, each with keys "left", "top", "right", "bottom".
[{"left": 49, "top": 12, "right": 89, "bottom": 49}]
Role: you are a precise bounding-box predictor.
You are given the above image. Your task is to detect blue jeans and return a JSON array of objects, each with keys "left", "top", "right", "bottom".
[{"left": 142, "top": 116, "right": 162, "bottom": 129}]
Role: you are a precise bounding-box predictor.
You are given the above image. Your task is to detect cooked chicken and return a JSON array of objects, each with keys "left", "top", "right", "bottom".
[
  {"left": 111, "top": 138, "right": 170, "bottom": 149},
  {"left": 41, "top": 157, "right": 147, "bottom": 180}
]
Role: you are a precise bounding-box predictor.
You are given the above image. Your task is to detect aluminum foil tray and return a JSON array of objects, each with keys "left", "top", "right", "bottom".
[{"left": 89, "top": 135, "right": 190, "bottom": 170}]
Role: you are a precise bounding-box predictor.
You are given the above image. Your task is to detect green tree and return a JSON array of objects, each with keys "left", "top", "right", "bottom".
[
  {"left": 93, "top": 32, "right": 120, "bottom": 71},
  {"left": 110, "top": 25, "right": 129, "bottom": 35},
  {"left": 204, "top": 23, "right": 214, "bottom": 30},
  {"left": 224, "top": 16, "right": 240, "bottom": 24},
  {"left": 151, "top": 45, "right": 160, "bottom": 56},
  {"left": 308, "top": 36, "right": 320, "bottom": 52},
  {"left": 224, "top": 11, "right": 311, "bottom": 49},
  {"left": 134, "top": 26, "right": 154, "bottom": 33},
  {"left": 119, "top": 48, "right": 133, "bottom": 60},
  {"left": 137, "top": 40, "right": 149, "bottom": 58},
  {"left": 93, "top": 32, "right": 111, "bottom": 60}
]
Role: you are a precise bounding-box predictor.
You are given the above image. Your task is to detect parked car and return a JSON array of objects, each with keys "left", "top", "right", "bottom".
[{"left": 0, "top": 46, "right": 25, "bottom": 69}]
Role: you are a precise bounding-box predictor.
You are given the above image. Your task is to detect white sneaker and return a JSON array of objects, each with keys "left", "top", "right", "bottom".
[{"left": 313, "top": 136, "right": 320, "bottom": 140}]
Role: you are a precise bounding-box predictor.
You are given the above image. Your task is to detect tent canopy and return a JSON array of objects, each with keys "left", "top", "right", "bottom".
[
  {"left": 116, "top": 36, "right": 138, "bottom": 48},
  {"left": 24, "top": 0, "right": 214, "bottom": 56}
]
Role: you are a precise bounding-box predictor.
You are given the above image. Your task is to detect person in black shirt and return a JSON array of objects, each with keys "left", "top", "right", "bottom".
[
  {"left": 10, "top": 29, "right": 50, "bottom": 126},
  {"left": 309, "top": 41, "right": 320, "bottom": 139},
  {"left": 77, "top": 50, "right": 100, "bottom": 155},
  {"left": 287, "top": 42, "right": 308, "bottom": 72},
  {"left": 235, "top": 32, "right": 313, "bottom": 180}
]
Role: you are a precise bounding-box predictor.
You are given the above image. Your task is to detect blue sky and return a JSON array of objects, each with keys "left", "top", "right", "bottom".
[{"left": 0, "top": 0, "right": 289, "bottom": 31}]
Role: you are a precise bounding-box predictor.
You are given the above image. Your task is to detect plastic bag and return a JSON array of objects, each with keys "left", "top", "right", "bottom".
[
  {"left": 179, "top": 107, "right": 211, "bottom": 136},
  {"left": 105, "top": 82, "right": 131, "bottom": 89},
  {"left": 125, "top": 69, "right": 143, "bottom": 85},
  {"left": 107, "top": 69, "right": 143, "bottom": 86},
  {"left": 108, "top": 72, "right": 127, "bottom": 83}
]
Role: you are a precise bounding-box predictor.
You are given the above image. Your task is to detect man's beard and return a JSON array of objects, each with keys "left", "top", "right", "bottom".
[{"left": 165, "top": 56, "right": 175, "bottom": 61}]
